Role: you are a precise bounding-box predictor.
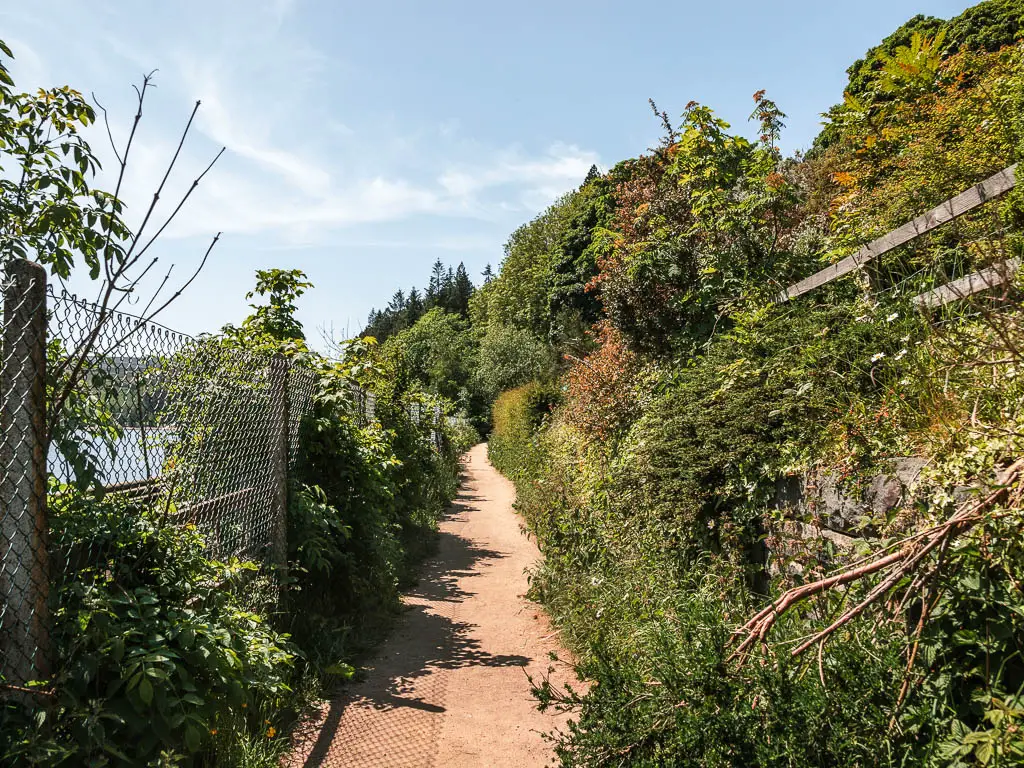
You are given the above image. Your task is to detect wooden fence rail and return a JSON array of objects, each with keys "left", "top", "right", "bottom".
[{"left": 777, "top": 164, "right": 1019, "bottom": 303}]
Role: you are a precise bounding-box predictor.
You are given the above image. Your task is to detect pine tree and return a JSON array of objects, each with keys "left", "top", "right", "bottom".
[
  {"left": 387, "top": 288, "right": 407, "bottom": 315},
  {"left": 482, "top": 264, "right": 494, "bottom": 284},
  {"left": 364, "top": 308, "right": 381, "bottom": 337},
  {"left": 426, "top": 259, "right": 445, "bottom": 308},
  {"left": 407, "top": 287, "right": 424, "bottom": 325},
  {"left": 451, "top": 262, "right": 474, "bottom": 316},
  {"left": 440, "top": 266, "right": 455, "bottom": 311}
]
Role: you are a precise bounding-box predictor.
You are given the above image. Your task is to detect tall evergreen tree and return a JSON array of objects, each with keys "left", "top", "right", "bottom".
[
  {"left": 387, "top": 288, "right": 407, "bottom": 315},
  {"left": 407, "top": 286, "right": 424, "bottom": 325},
  {"left": 426, "top": 259, "right": 445, "bottom": 308},
  {"left": 451, "top": 262, "right": 474, "bottom": 316},
  {"left": 482, "top": 264, "right": 494, "bottom": 284},
  {"left": 440, "top": 266, "right": 455, "bottom": 311}
]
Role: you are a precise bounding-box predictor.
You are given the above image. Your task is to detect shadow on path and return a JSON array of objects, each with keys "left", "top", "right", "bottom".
[{"left": 294, "top": 493, "right": 531, "bottom": 767}]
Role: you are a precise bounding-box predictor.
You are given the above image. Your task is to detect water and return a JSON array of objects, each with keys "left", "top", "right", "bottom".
[{"left": 48, "top": 427, "right": 170, "bottom": 486}]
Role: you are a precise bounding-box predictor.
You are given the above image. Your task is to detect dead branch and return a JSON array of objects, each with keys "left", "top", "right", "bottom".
[
  {"left": 46, "top": 77, "right": 224, "bottom": 439},
  {"left": 729, "top": 459, "right": 1024, "bottom": 665}
]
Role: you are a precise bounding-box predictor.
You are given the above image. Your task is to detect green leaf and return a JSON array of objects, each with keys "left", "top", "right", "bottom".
[
  {"left": 138, "top": 676, "right": 153, "bottom": 705},
  {"left": 184, "top": 724, "right": 202, "bottom": 752}
]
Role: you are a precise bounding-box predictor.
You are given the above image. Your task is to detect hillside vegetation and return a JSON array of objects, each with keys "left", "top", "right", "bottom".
[{"left": 368, "top": 1, "right": 1024, "bottom": 764}]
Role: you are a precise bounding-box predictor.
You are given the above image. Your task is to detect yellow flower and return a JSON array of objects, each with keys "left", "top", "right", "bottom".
[
  {"left": 267, "top": 727, "right": 277, "bottom": 739},
  {"left": 210, "top": 729, "right": 218, "bottom": 736}
]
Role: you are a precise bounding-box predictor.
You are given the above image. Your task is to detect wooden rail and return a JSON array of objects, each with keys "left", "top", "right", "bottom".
[
  {"left": 912, "top": 258, "right": 1022, "bottom": 309},
  {"left": 777, "top": 164, "right": 1019, "bottom": 303}
]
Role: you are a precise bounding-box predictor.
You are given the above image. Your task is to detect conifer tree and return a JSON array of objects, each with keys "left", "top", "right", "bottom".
[
  {"left": 407, "top": 286, "right": 424, "bottom": 324},
  {"left": 426, "top": 259, "right": 445, "bottom": 308},
  {"left": 451, "top": 262, "right": 474, "bottom": 316}
]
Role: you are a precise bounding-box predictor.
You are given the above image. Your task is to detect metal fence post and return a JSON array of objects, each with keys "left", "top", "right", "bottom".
[
  {"left": 0, "top": 258, "right": 51, "bottom": 689},
  {"left": 268, "top": 354, "right": 290, "bottom": 577}
]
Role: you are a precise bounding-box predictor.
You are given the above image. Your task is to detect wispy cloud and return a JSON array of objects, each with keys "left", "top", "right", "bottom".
[
  {"left": 438, "top": 143, "right": 598, "bottom": 199},
  {"left": 5, "top": 1, "right": 601, "bottom": 247}
]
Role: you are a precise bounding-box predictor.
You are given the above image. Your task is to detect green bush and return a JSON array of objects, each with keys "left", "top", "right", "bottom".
[
  {"left": 1, "top": 491, "right": 294, "bottom": 766},
  {"left": 285, "top": 373, "right": 464, "bottom": 674},
  {"left": 488, "top": 381, "right": 560, "bottom": 481}
]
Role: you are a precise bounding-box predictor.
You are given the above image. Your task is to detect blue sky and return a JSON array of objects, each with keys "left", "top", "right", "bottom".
[{"left": 2, "top": 0, "right": 973, "bottom": 345}]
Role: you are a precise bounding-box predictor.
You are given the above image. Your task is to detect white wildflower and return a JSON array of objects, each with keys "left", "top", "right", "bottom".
[
  {"left": 871, "top": 352, "right": 885, "bottom": 362},
  {"left": 886, "top": 312, "right": 899, "bottom": 322}
]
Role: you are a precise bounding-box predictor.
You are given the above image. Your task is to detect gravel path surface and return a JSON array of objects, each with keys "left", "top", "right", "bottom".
[{"left": 286, "top": 443, "right": 576, "bottom": 767}]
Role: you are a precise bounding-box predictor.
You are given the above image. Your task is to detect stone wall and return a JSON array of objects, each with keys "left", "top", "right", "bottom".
[{"left": 766, "top": 457, "right": 928, "bottom": 576}]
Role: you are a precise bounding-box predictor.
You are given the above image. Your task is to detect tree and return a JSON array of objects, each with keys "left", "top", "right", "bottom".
[
  {"left": 439, "top": 266, "right": 455, "bottom": 311},
  {"left": 482, "top": 264, "right": 494, "bottom": 284},
  {"left": 426, "top": 258, "right": 445, "bottom": 308},
  {"left": 239, "top": 268, "right": 312, "bottom": 341},
  {"left": 450, "top": 263, "right": 474, "bottom": 316},
  {"left": 382, "top": 307, "right": 476, "bottom": 403},
  {"left": 472, "top": 324, "right": 551, "bottom": 400},
  {"left": 547, "top": 172, "right": 617, "bottom": 345},
  {"left": 406, "top": 286, "right": 424, "bottom": 325},
  {"left": 0, "top": 41, "right": 222, "bottom": 441},
  {"left": 945, "top": 0, "right": 1024, "bottom": 53},
  {"left": 472, "top": 191, "right": 578, "bottom": 338}
]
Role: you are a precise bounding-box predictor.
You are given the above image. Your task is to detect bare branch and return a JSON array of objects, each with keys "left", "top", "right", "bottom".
[{"left": 729, "top": 459, "right": 1024, "bottom": 665}]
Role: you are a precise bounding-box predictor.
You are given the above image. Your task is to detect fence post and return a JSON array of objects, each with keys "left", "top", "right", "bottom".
[
  {"left": 0, "top": 258, "right": 51, "bottom": 690},
  {"left": 268, "top": 354, "right": 289, "bottom": 579}
]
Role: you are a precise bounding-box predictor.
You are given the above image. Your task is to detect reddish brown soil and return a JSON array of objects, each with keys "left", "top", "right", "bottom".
[{"left": 286, "top": 443, "right": 576, "bottom": 767}]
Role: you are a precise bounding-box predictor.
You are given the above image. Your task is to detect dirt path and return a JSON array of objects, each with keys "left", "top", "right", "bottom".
[{"left": 287, "top": 443, "right": 575, "bottom": 767}]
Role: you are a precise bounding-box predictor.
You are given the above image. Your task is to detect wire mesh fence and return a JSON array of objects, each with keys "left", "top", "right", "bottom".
[
  {"left": 46, "top": 290, "right": 305, "bottom": 569},
  {"left": 0, "top": 258, "right": 433, "bottom": 693}
]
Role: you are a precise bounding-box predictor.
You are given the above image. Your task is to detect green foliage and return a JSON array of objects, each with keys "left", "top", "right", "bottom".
[
  {"left": 487, "top": 381, "right": 559, "bottom": 482},
  {"left": 381, "top": 308, "right": 476, "bottom": 405},
  {"left": 547, "top": 171, "right": 617, "bottom": 346},
  {"left": 1, "top": 493, "right": 294, "bottom": 766},
  {"left": 470, "top": 190, "right": 581, "bottom": 337},
  {"left": 473, "top": 324, "right": 552, "bottom": 402},
  {"left": 945, "top": 0, "right": 1024, "bottom": 54},
  {"left": 533, "top": 565, "right": 902, "bottom": 767},
  {"left": 816, "top": 1, "right": 1024, "bottom": 151},
  {"left": 239, "top": 269, "right": 312, "bottom": 342},
  {"left": 6, "top": 266, "right": 471, "bottom": 765},
  {"left": 875, "top": 29, "right": 947, "bottom": 97},
  {"left": 599, "top": 96, "right": 809, "bottom": 357},
  {"left": 481, "top": 6, "right": 1024, "bottom": 766},
  {"left": 46, "top": 339, "right": 122, "bottom": 491},
  {"left": 0, "top": 40, "right": 131, "bottom": 279},
  {"left": 845, "top": 15, "right": 946, "bottom": 100}
]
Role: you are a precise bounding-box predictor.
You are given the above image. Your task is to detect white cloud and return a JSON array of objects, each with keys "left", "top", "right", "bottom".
[
  {"left": 7, "top": 7, "right": 600, "bottom": 249},
  {"left": 4, "top": 37, "right": 48, "bottom": 89},
  {"left": 438, "top": 143, "right": 598, "bottom": 200},
  {"left": 178, "top": 61, "right": 333, "bottom": 197}
]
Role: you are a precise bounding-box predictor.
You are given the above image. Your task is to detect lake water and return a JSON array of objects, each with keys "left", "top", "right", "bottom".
[{"left": 48, "top": 427, "right": 170, "bottom": 486}]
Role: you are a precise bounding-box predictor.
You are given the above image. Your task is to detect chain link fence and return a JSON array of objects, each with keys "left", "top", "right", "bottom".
[{"left": 0, "top": 257, "right": 438, "bottom": 693}]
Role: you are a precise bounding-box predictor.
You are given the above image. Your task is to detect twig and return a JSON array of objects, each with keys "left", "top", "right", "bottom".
[{"left": 730, "top": 459, "right": 1024, "bottom": 665}]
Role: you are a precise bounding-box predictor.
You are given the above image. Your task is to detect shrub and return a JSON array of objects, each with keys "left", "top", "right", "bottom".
[
  {"left": 1, "top": 491, "right": 294, "bottom": 766},
  {"left": 488, "top": 381, "right": 559, "bottom": 481}
]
